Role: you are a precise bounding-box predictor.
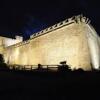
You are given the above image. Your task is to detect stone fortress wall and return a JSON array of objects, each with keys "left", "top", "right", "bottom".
[
  {"left": 1, "top": 15, "right": 100, "bottom": 70},
  {"left": 4, "top": 36, "right": 23, "bottom": 47},
  {"left": 0, "top": 36, "right": 23, "bottom": 54}
]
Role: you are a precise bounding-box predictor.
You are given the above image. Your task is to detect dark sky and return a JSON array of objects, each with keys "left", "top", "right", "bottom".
[{"left": 0, "top": 0, "right": 100, "bottom": 39}]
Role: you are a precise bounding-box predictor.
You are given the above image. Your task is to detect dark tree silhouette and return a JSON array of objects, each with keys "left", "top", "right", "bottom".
[
  {"left": 0, "top": 54, "right": 9, "bottom": 70},
  {"left": 0, "top": 54, "right": 4, "bottom": 63}
]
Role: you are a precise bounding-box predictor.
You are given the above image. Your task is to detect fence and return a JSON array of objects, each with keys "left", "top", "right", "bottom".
[
  {"left": 8, "top": 64, "right": 59, "bottom": 71},
  {"left": 8, "top": 64, "right": 71, "bottom": 71}
]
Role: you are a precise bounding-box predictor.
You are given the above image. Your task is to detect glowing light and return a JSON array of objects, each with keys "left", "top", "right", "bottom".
[{"left": 4, "top": 36, "right": 23, "bottom": 47}]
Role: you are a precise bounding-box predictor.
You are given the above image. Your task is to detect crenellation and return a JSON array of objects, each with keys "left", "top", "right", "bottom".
[
  {"left": 65, "top": 19, "right": 68, "bottom": 23},
  {"left": 86, "top": 18, "right": 90, "bottom": 24},
  {"left": 82, "top": 16, "right": 89, "bottom": 23},
  {"left": 30, "top": 15, "right": 88, "bottom": 39},
  {"left": 30, "top": 17, "right": 71, "bottom": 38},
  {"left": 5, "top": 15, "right": 91, "bottom": 49},
  {"left": 68, "top": 17, "right": 75, "bottom": 22},
  {"left": 36, "top": 32, "right": 39, "bottom": 36}
]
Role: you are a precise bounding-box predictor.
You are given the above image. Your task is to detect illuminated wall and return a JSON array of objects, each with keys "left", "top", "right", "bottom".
[
  {"left": 0, "top": 37, "right": 5, "bottom": 54},
  {"left": 0, "top": 36, "right": 23, "bottom": 55},
  {"left": 85, "top": 24, "right": 100, "bottom": 69},
  {"left": 3, "top": 15, "right": 94, "bottom": 71},
  {"left": 4, "top": 36, "right": 23, "bottom": 47}
]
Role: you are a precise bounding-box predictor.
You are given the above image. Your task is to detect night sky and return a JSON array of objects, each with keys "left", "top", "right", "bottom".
[{"left": 0, "top": 0, "right": 100, "bottom": 39}]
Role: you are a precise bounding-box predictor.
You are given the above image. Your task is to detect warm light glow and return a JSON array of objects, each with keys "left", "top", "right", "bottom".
[
  {"left": 4, "top": 22, "right": 92, "bottom": 70},
  {"left": 4, "top": 36, "right": 23, "bottom": 47},
  {"left": 2, "top": 16, "right": 100, "bottom": 71}
]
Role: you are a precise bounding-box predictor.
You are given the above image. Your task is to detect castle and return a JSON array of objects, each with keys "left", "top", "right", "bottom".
[{"left": 0, "top": 15, "right": 100, "bottom": 71}]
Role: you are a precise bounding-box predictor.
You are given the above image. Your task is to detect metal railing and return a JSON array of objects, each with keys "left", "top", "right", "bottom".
[{"left": 8, "top": 64, "right": 59, "bottom": 71}]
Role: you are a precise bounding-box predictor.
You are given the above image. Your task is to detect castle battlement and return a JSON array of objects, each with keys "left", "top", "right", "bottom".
[
  {"left": 30, "top": 14, "right": 90, "bottom": 39},
  {"left": 5, "top": 15, "right": 90, "bottom": 48}
]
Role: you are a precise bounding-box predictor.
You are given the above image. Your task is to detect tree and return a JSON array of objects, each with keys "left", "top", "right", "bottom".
[
  {"left": 0, "top": 54, "right": 9, "bottom": 70},
  {"left": 0, "top": 54, "right": 4, "bottom": 63}
]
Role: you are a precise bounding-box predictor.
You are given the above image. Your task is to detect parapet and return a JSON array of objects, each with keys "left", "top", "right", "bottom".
[
  {"left": 4, "top": 35, "right": 23, "bottom": 47},
  {"left": 6, "top": 39, "right": 30, "bottom": 48},
  {"left": 5, "top": 14, "right": 91, "bottom": 48},
  {"left": 30, "top": 14, "right": 91, "bottom": 39}
]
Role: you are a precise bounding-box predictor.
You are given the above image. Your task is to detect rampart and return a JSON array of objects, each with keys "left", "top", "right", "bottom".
[{"left": 3, "top": 15, "right": 99, "bottom": 71}]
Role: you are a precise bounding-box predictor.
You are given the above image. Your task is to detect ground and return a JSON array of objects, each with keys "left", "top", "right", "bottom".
[{"left": 0, "top": 69, "right": 100, "bottom": 99}]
